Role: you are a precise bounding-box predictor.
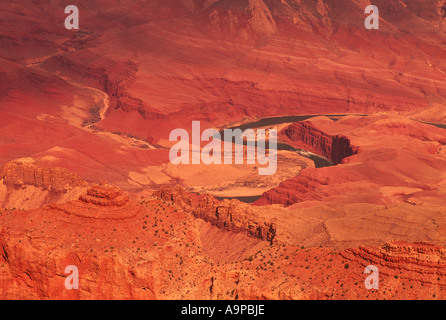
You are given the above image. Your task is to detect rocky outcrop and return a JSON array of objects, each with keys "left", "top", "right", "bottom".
[
  {"left": 0, "top": 233, "right": 158, "bottom": 299},
  {"left": 0, "top": 158, "right": 88, "bottom": 211},
  {"left": 0, "top": 183, "right": 196, "bottom": 299},
  {"left": 280, "top": 122, "right": 357, "bottom": 164},
  {"left": 79, "top": 185, "right": 128, "bottom": 207},
  {"left": 50, "top": 185, "right": 138, "bottom": 220},
  {"left": 0, "top": 181, "right": 281, "bottom": 300},
  {"left": 257, "top": 114, "right": 446, "bottom": 207},
  {"left": 254, "top": 175, "right": 328, "bottom": 206},
  {"left": 0, "top": 158, "right": 86, "bottom": 192},
  {"left": 154, "top": 186, "right": 277, "bottom": 244},
  {"left": 341, "top": 241, "right": 446, "bottom": 285}
]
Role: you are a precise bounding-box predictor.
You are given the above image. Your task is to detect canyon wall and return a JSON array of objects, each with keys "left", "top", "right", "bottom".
[
  {"left": 256, "top": 114, "right": 446, "bottom": 207},
  {"left": 0, "top": 158, "right": 86, "bottom": 191},
  {"left": 280, "top": 122, "right": 357, "bottom": 164},
  {"left": 0, "top": 159, "right": 88, "bottom": 210},
  {"left": 153, "top": 186, "right": 277, "bottom": 244},
  {"left": 341, "top": 241, "right": 446, "bottom": 286}
]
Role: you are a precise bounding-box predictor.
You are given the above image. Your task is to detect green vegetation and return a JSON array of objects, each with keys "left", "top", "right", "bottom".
[{"left": 82, "top": 104, "right": 101, "bottom": 126}]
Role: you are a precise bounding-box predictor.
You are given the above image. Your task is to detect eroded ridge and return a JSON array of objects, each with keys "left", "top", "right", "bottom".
[
  {"left": 0, "top": 158, "right": 86, "bottom": 191},
  {"left": 341, "top": 241, "right": 446, "bottom": 285},
  {"left": 154, "top": 185, "right": 276, "bottom": 244},
  {"left": 280, "top": 122, "right": 357, "bottom": 165},
  {"left": 79, "top": 185, "right": 128, "bottom": 206},
  {"left": 50, "top": 185, "right": 138, "bottom": 220}
]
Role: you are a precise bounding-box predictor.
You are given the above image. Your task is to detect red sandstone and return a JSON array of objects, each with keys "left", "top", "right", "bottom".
[{"left": 1, "top": 0, "right": 446, "bottom": 300}]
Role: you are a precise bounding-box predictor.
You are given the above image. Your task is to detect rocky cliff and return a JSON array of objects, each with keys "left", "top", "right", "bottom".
[
  {"left": 280, "top": 121, "right": 357, "bottom": 164},
  {"left": 337, "top": 240, "right": 446, "bottom": 298},
  {"left": 0, "top": 158, "right": 88, "bottom": 210},
  {"left": 1, "top": 158, "right": 86, "bottom": 191},
  {"left": 0, "top": 184, "right": 205, "bottom": 299},
  {"left": 256, "top": 115, "right": 446, "bottom": 207},
  {"left": 154, "top": 186, "right": 277, "bottom": 244},
  {"left": 341, "top": 241, "right": 446, "bottom": 284}
]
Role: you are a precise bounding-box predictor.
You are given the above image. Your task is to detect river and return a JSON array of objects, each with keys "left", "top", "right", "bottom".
[{"left": 214, "top": 113, "right": 445, "bottom": 203}]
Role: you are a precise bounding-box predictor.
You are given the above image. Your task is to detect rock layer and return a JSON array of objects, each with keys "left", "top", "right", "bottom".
[
  {"left": 280, "top": 121, "right": 357, "bottom": 164},
  {"left": 256, "top": 115, "right": 446, "bottom": 207},
  {"left": 50, "top": 185, "right": 138, "bottom": 220},
  {"left": 154, "top": 186, "right": 277, "bottom": 244},
  {"left": 0, "top": 158, "right": 88, "bottom": 211},
  {"left": 1, "top": 0, "right": 446, "bottom": 300},
  {"left": 341, "top": 240, "right": 446, "bottom": 286},
  {"left": 0, "top": 158, "right": 86, "bottom": 192}
]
